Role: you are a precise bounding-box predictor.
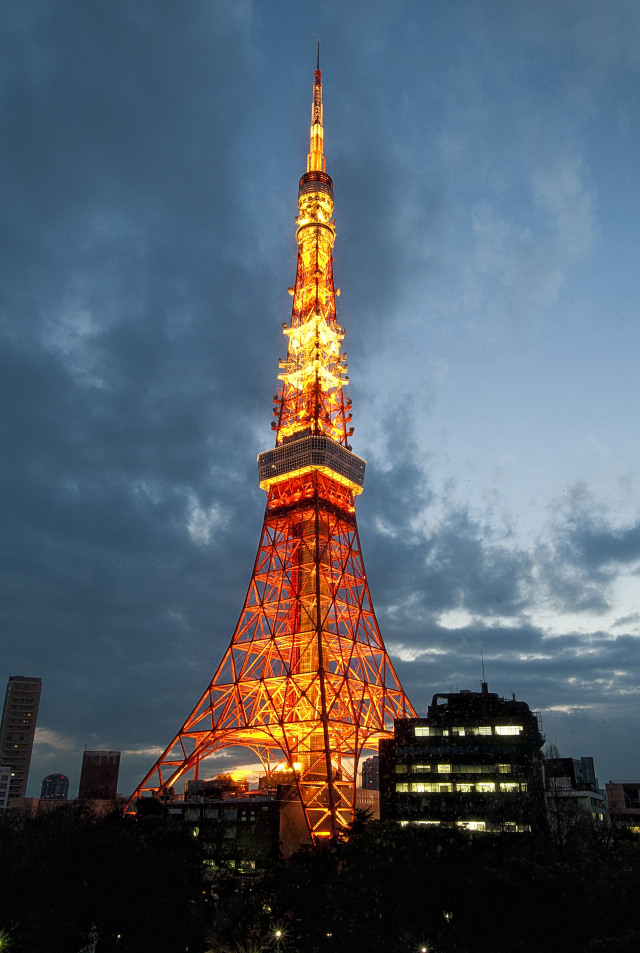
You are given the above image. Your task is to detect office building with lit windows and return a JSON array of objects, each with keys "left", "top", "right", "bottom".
[
  {"left": 0, "top": 676, "right": 42, "bottom": 799},
  {"left": 379, "top": 685, "right": 546, "bottom": 833}
]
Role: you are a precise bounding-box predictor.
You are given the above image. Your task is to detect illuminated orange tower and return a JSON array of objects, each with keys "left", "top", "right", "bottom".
[{"left": 128, "top": 52, "right": 415, "bottom": 838}]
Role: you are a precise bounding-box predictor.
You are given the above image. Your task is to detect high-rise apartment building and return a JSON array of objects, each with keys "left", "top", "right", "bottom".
[
  {"left": 78, "top": 750, "right": 120, "bottom": 800},
  {"left": 361, "top": 756, "right": 379, "bottom": 791},
  {"left": 41, "top": 773, "right": 70, "bottom": 800},
  {"left": 0, "top": 676, "right": 42, "bottom": 799}
]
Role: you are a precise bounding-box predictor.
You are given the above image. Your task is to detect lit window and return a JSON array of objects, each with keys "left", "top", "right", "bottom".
[
  {"left": 498, "top": 764, "right": 511, "bottom": 774},
  {"left": 408, "top": 782, "right": 453, "bottom": 794},
  {"left": 495, "top": 726, "right": 522, "bottom": 735},
  {"left": 456, "top": 821, "right": 485, "bottom": 831},
  {"left": 499, "top": 783, "right": 519, "bottom": 792},
  {"left": 413, "top": 820, "right": 440, "bottom": 826},
  {"left": 475, "top": 783, "right": 495, "bottom": 793},
  {"left": 477, "top": 727, "right": 492, "bottom": 735},
  {"left": 456, "top": 784, "right": 473, "bottom": 793},
  {"left": 414, "top": 727, "right": 430, "bottom": 737},
  {"left": 395, "top": 782, "right": 409, "bottom": 793},
  {"left": 395, "top": 765, "right": 407, "bottom": 774},
  {"left": 410, "top": 765, "right": 432, "bottom": 773},
  {"left": 520, "top": 782, "right": 527, "bottom": 792},
  {"left": 452, "top": 727, "right": 466, "bottom": 736},
  {"left": 437, "top": 764, "right": 451, "bottom": 774}
]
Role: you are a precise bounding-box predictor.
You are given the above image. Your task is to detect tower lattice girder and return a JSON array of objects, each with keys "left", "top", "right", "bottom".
[{"left": 127, "top": 56, "right": 415, "bottom": 838}]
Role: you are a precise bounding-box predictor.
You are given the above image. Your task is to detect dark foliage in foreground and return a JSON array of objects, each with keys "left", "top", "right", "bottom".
[
  {"left": 206, "top": 821, "right": 640, "bottom": 953},
  {"left": 0, "top": 804, "right": 205, "bottom": 953},
  {"left": 1, "top": 806, "right": 639, "bottom": 952}
]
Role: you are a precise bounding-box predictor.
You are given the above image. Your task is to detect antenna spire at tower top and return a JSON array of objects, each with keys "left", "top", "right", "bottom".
[{"left": 308, "top": 47, "right": 325, "bottom": 173}]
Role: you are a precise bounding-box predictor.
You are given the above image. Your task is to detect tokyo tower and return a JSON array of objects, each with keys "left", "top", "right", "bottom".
[{"left": 128, "top": 52, "right": 415, "bottom": 838}]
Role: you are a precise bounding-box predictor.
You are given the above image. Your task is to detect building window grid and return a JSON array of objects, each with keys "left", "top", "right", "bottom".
[
  {"left": 413, "top": 725, "right": 523, "bottom": 739},
  {"left": 396, "top": 763, "right": 518, "bottom": 777},
  {"left": 395, "top": 780, "right": 528, "bottom": 794}
]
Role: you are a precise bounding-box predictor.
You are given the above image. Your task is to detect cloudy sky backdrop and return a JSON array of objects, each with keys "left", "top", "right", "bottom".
[{"left": 2, "top": 0, "right": 640, "bottom": 795}]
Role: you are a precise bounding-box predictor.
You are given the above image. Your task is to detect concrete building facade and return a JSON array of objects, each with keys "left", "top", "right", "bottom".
[
  {"left": 0, "top": 675, "right": 42, "bottom": 799},
  {"left": 605, "top": 782, "right": 640, "bottom": 832},
  {"left": 544, "top": 757, "right": 609, "bottom": 842},
  {"left": 78, "top": 750, "right": 120, "bottom": 800}
]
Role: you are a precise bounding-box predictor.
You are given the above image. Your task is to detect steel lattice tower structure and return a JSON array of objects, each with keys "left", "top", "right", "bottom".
[{"left": 128, "top": 55, "right": 416, "bottom": 838}]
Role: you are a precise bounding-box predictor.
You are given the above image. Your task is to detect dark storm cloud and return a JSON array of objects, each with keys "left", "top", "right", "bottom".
[
  {"left": 2, "top": 1, "right": 640, "bottom": 796},
  {"left": 355, "top": 415, "right": 640, "bottom": 777},
  {"left": 0, "top": 0, "right": 283, "bottom": 793},
  {"left": 358, "top": 405, "right": 531, "bottom": 630}
]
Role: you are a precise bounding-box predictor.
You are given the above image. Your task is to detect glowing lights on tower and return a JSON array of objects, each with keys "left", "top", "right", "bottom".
[{"left": 127, "top": 51, "right": 415, "bottom": 841}]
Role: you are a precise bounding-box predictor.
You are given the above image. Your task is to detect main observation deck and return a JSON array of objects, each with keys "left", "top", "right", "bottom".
[{"left": 258, "top": 433, "right": 366, "bottom": 496}]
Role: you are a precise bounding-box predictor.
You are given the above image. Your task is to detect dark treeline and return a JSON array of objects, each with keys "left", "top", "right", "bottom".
[
  {"left": 1, "top": 806, "right": 639, "bottom": 953},
  {"left": 0, "top": 804, "right": 205, "bottom": 952}
]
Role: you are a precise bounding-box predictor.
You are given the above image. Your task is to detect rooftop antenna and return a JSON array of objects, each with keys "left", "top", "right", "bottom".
[
  {"left": 481, "top": 650, "right": 488, "bottom": 694},
  {"left": 317, "top": 39, "right": 320, "bottom": 71}
]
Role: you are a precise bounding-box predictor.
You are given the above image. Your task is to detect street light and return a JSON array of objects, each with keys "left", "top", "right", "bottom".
[{"left": 273, "top": 925, "right": 286, "bottom": 950}]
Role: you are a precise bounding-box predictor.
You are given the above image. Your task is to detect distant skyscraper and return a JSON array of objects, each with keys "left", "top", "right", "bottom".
[
  {"left": 78, "top": 750, "right": 120, "bottom": 800},
  {"left": 362, "top": 756, "right": 379, "bottom": 791},
  {"left": 0, "top": 676, "right": 42, "bottom": 799},
  {"left": 40, "top": 773, "right": 69, "bottom": 800}
]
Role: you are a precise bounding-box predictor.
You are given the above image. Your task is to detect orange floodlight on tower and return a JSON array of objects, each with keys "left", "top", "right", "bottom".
[{"left": 127, "top": 49, "right": 416, "bottom": 839}]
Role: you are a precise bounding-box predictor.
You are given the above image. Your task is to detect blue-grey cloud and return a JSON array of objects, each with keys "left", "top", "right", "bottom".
[{"left": 2, "top": 0, "right": 640, "bottom": 797}]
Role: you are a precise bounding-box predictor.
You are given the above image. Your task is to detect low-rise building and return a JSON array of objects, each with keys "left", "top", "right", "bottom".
[
  {"left": 379, "top": 685, "right": 546, "bottom": 832},
  {"left": 355, "top": 788, "right": 380, "bottom": 818},
  {"left": 544, "top": 757, "right": 609, "bottom": 843},
  {"left": 0, "top": 765, "right": 10, "bottom": 810},
  {"left": 7, "top": 797, "right": 121, "bottom": 816},
  {"left": 605, "top": 782, "right": 640, "bottom": 832},
  {"left": 162, "top": 791, "right": 282, "bottom": 872}
]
